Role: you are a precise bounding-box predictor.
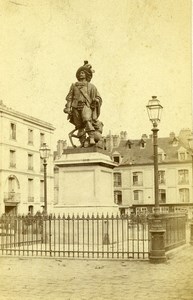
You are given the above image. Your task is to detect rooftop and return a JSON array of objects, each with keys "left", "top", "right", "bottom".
[
  {"left": 109, "top": 130, "right": 193, "bottom": 166},
  {"left": 0, "top": 100, "right": 55, "bottom": 130}
]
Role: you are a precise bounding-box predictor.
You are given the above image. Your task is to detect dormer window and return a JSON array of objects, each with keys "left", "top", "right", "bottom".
[
  {"left": 126, "top": 140, "right": 133, "bottom": 149},
  {"left": 141, "top": 142, "right": 145, "bottom": 148},
  {"left": 112, "top": 151, "right": 121, "bottom": 164},
  {"left": 172, "top": 137, "right": 179, "bottom": 147},
  {"left": 179, "top": 152, "right": 185, "bottom": 160},
  {"left": 113, "top": 155, "right": 120, "bottom": 164},
  {"left": 158, "top": 154, "right": 163, "bottom": 162},
  {"left": 139, "top": 139, "right": 146, "bottom": 149},
  {"left": 158, "top": 148, "right": 165, "bottom": 162},
  {"left": 178, "top": 147, "right": 187, "bottom": 161}
]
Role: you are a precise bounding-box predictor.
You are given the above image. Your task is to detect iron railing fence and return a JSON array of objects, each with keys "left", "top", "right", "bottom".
[
  {"left": 161, "top": 214, "right": 187, "bottom": 251},
  {"left": 0, "top": 214, "right": 150, "bottom": 259},
  {"left": 148, "top": 213, "right": 187, "bottom": 251},
  {"left": 0, "top": 213, "right": 187, "bottom": 258}
]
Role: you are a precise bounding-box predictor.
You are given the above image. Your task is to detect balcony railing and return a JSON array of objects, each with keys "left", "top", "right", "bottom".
[
  {"left": 114, "top": 182, "right": 122, "bottom": 187},
  {"left": 178, "top": 180, "right": 189, "bottom": 185},
  {"left": 4, "top": 192, "right": 20, "bottom": 203},
  {"left": 133, "top": 181, "right": 143, "bottom": 186},
  {"left": 159, "top": 179, "right": 165, "bottom": 184},
  {"left": 28, "top": 197, "right": 34, "bottom": 202}
]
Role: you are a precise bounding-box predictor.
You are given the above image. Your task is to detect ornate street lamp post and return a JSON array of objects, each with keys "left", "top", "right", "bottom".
[
  {"left": 146, "top": 96, "right": 166, "bottom": 263},
  {"left": 146, "top": 96, "right": 163, "bottom": 214},
  {"left": 39, "top": 143, "right": 50, "bottom": 215}
]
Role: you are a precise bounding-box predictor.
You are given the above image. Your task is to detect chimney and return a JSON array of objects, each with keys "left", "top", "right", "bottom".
[
  {"left": 169, "top": 132, "right": 175, "bottom": 139},
  {"left": 57, "top": 140, "right": 67, "bottom": 157},
  {"left": 104, "top": 133, "right": 113, "bottom": 152},
  {"left": 141, "top": 134, "right": 148, "bottom": 140},
  {"left": 120, "top": 131, "right": 128, "bottom": 140},
  {"left": 113, "top": 135, "right": 120, "bottom": 147},
  {"left": 179, "top": 128, "right": 192, "bottom": 139}
]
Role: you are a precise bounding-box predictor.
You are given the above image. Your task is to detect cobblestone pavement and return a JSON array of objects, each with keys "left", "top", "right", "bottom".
[{"left": 0, "top": 245, "right": 193, "bottom": 300}]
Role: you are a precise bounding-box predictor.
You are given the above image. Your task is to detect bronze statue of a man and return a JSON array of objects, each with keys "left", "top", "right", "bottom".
[{"left": 64, "top": 61, "right": 103, "bottom": 147}]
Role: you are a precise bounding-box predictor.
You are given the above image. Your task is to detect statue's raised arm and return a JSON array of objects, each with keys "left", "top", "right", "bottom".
[{"left": 64, "top": 61, "right": 103, "bottom": 148}]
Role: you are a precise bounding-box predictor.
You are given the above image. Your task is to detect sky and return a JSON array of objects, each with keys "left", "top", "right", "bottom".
[{"left": 0, "top": 0, "right": 192, "bottom": 146}]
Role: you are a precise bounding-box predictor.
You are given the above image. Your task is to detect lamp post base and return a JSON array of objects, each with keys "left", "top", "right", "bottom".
[{"left": 149, "top": 215, "right": 166, "bottom": 264}]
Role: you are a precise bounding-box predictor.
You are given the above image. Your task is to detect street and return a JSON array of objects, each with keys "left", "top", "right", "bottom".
[{"left": 0, "top": 245, "right": 192, "bottom": 300}]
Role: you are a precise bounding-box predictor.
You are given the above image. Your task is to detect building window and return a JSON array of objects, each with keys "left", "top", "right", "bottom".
[
  {"left": 40, "top": 180, "right": 44, "bottom": 202},
  {"left": 28, "top": 205, "right": 34, "bottom": 215},
  {"left": 159, "top": 189, "right": 166, "bottom": 204},
  {"left": 10, "top": 123, "right": 16, "bottom": 140},
  {"left": 114, "top": 191, "right": 122, "bottom": 205},
  {"left": 179, "top": 188, "right": 189, "bottom": 203},
  {"left": 113, "top": 156, "right": 120, "bottom": 164},
  {"left": 9, "top": 150, "right": 16, "bottom": 168},
  {"left": 141, "top": 142, "right": 145, "bottom": 148},
  {"left": 114, "top": 172, "right": 122, "bottom": 187},
  {"left": 40, "top": 133, "right": 45, "bottom": 146},
  {"left": 158, "top": 171, "right": 165, "bottom": 184},
  {"left": 28, "top": 179, "right": 34, "bottom": 202},
  {"left": 28, "top": 154, "right": 33, "bottom": 170},
  {"left": 178, "top": 170, "right": 189, "bottom": 184},
  {"left": 133, "top": 190, "right": 143, "bottom": 201},
  {"left": 133, "top": 172, "right": 143, "bottom": 186},
  {"left": 8, "top": 176, "right": 15, "bottom": 192},
  {"left": 28, "top": 129, "right": 33, "bottom": 145},
  {"left": 140, "top": 140, "right": 146, "bottom": 149},
  {"left": 179, "top": 152, "right": 186, "bottom": 161}
]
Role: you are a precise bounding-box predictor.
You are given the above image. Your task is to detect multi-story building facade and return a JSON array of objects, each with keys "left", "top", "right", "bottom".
[
  {"left": 104, "top": 129, "right": 193, "bottom": 217},
  {"left": 0, "top": 101, "right": 55, "bottom": 215}
]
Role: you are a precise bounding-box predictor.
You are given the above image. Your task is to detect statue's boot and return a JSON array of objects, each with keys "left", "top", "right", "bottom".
[
  {"left": 88, "top": 131, "right": 95, "bottom": 145},
  {"left": 84, "top": 121, "right": 95, "bottom": 145},
  {"left": 77, "top": 128, "right": 86, "bottom": 147}
]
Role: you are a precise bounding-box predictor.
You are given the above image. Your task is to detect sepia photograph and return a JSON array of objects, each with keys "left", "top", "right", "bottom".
[{"left": 0, "top": 0, "right": 192, "bottom": 299}]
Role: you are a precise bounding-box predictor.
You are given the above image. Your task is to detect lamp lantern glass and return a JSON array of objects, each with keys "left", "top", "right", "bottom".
[
  {"left": 39, "top": 143, "right": 51, "bottom": 159},
  {"left": 146, "top": 96, "right": 163, "bottom": 125}
]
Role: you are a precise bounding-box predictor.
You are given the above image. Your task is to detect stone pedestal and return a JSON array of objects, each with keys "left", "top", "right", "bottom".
[{"left": 54, "top": 147, "right": 118, "bottom": 215}]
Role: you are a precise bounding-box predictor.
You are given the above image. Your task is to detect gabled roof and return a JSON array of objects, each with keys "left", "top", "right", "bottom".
[
  {"left": 177, "top": 146, "right": 187, "bottom": 152},
  {"left": 111, "top": 136, "right": 191, "bottom": 166},
  {"left": 112, "top": 150, "right": 121, "bottom": 156}
]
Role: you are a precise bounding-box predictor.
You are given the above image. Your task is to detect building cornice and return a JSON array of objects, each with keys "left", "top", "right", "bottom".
[{"left": 0, "top": 104, "right": 55, "bottom": 131}]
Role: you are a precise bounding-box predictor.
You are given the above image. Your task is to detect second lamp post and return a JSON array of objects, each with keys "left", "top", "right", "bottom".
[
  {"left": 39, "top": 143, "right": 51, "bottom": 215},
  {"left": 146, "top": 96, "right": 166, "bottom": 263}
]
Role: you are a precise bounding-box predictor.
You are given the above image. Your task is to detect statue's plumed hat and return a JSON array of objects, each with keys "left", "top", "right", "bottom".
[{"left": 76, "top": 61, "right": 95, "bottom": 82}]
